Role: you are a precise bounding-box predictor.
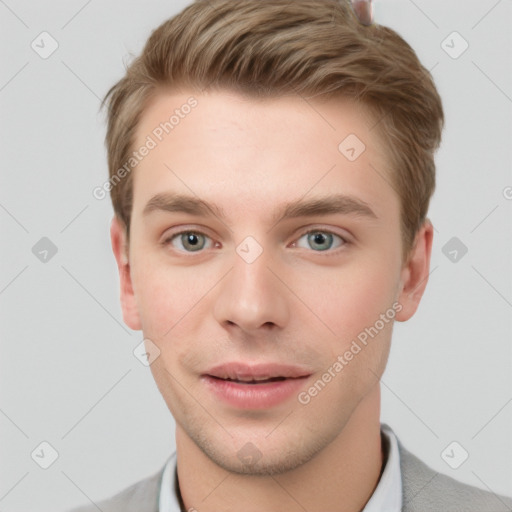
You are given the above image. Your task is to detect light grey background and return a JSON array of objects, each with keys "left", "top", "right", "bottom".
[{"left": 1, "top": 0, "right": 511, "bottom": 510}]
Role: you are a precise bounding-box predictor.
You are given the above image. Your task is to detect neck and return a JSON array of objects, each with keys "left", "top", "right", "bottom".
[{"left": 176, "top": 384, "right": 383, "bottom": 512}]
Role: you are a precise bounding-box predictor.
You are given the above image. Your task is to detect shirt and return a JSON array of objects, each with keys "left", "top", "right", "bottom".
[{"left": 159, "top": 423, "right": 402, "bottom": 511}]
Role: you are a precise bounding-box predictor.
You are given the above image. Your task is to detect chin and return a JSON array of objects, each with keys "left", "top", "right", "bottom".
[{"left": 185, "top": 421, "right": 336, "bottom": 476}]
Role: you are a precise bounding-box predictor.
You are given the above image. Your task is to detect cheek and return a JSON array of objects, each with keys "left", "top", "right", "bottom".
[
  {"left": 294, "top": 257, "right": 400, "bottom": 353},
  {"left": 130, "top": 260, "right": 225, "bottom": 372},
  {"left": 302, "top": 264, "right": 398, "bottom": 404},
  {"left": 131, "top": 262, "right": 199, "bottom": 336}
]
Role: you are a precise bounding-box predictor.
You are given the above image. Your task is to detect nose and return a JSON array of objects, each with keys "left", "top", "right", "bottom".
[{"left": 213, "top": 245, "right": 290, "bottom": 335}]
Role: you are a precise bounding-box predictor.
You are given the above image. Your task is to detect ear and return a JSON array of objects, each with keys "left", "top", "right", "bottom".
[
  {"left": 110, "top": 216, "right": 142, "bottom": 331},
  {"left": 395, "top": 220, "right": 434, "bottom": 322}
]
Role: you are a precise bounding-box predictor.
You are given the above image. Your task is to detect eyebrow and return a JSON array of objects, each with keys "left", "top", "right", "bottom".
[{"left": 142, "top": 192, "right": 378, "bottom": 225}]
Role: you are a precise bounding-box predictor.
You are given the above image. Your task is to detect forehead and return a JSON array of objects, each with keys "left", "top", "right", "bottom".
[{"left": 131, "top": 89, "right": 398, "bottom": 224}]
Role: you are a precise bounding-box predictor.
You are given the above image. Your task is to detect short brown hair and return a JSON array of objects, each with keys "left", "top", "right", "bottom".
[{"left": 102, "top": 0, "right": 444, "bottom": 259}]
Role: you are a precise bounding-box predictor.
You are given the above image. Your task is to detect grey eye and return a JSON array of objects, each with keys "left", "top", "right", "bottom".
[
  {"left": 296, "top": 231, "right": 345, "bottom": 252},
  {"left": 169, "top": 232, "right": 211, "bottom": 252}
]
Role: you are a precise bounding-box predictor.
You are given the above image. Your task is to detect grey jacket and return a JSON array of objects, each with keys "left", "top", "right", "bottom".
[{"left": 71, "top": 441, "right": 512, "bottom": 511}]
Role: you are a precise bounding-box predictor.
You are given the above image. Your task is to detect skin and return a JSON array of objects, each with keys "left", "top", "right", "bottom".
[
  {"left": 351, "top": 0, "right": 373, "bottom": 26},
  {"left": 111, "top": 89, "right": 433, "bottom": 512}
]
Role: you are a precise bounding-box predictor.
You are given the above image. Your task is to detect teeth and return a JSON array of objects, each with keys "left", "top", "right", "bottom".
[{"left": 226, "top": 376, "right": 285, "bottom": 383}]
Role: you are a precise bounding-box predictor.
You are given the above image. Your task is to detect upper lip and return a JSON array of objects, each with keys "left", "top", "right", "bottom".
[{"left": 204, "top": 362, "right": 312, "bottom": 381}]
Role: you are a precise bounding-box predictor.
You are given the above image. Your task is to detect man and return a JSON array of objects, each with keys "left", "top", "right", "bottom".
[{"left": 75, "top": 0, "right": 512, "bottom": 510}]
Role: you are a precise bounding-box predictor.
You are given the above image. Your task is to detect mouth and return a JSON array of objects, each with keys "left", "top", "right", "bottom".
[
  {"left": 208, "top": 375, "right": 291, "bottom": 384},
  {"left": 201, "top": 362, "right": 312, "bottom": 409},
  {"left": 205, "top": 361, "right": 311, "bottom": 380}
]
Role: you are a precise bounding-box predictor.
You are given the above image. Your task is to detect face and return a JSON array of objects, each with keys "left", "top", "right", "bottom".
[{"left": 111, "top": 89, "right": 431, "bottom": 475}]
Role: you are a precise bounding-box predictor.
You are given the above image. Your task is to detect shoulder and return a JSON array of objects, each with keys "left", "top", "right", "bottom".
[
  {"left": 398, "top": 439, "right": 512, "bottom": 511},
  {"left": 68, "top": 463, "right": 165, "bottom": 512}
]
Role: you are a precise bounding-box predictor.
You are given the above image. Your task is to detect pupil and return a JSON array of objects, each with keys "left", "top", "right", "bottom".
[
  {"left": 309, "top": 232, "right": 331, "bottom": 251},
  {"left": 182, "top": 232, "right": 204, "bottom": 251}
]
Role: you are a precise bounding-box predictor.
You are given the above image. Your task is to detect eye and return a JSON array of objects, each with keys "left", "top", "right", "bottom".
[
  {"left": 163, "top": 231, "right": 214, "bottom": 253},
  {"left": 162, "top": 228, "right": 348, "bottom": 254},
  {"left": 293, "top": 229, "right": 347, "bottom": 252}
]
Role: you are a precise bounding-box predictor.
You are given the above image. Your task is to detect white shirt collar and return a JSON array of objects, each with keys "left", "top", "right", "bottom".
[
  {"left": 362, "top": 423, "right": 402, "bottom": 512},
  {"left": 159, "top": 424, "right": 402, "bottom": 511},
  {"left": 159, "top": 449, "right": 182, "bottom": 512}
]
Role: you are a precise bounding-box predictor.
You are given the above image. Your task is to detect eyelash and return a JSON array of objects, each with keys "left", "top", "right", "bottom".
[{"left": 161, "top": 227, "right": 350, "bottom": 255}]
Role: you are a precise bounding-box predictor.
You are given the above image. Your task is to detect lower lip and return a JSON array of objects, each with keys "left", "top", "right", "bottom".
[{"left": 202, "top": 375, "right": 310, "bottom": 409}]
